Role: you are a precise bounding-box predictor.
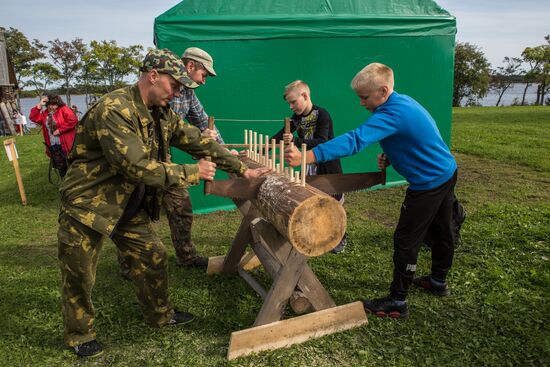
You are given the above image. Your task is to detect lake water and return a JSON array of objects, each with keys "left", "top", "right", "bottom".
[
  {"left": 474, "top": 83, "right": 538, "bottom": 107},
  {"left": 19, "top": 95, "right": 89, "bottom": 127},
  {"left": 17, "top": 83, "right": 541, "bottom": 126}
]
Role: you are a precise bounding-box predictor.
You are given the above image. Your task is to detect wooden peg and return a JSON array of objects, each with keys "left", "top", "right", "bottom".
[
  {"left": 279, "top": 140, "right": 284, "bottom": 174},
  {"left": 301, "top": 143, "right": 307, "bottom": 186},
  {"left": 264, "top": 137, "right": 269, "bottom": 167},
  {"left": 271, "top": 139, "right": 276, "bottom": 170},
  {"left": 249, "top": 130, "right": 253, "bottom": 157},
  {"left": 253, "top": 132, "right": 258, "bottom": 161},
  {"left": 259, "top": 134, "right": 264, "bottom": 164}
]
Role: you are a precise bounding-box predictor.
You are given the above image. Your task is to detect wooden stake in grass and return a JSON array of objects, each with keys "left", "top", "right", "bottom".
[{"left": 3, "top": 139, "right": 27, "bottom": 205}]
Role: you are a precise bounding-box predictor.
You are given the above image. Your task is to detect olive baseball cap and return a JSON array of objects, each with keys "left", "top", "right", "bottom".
[
  {"left": 182, "top": 47, "right": 217, "bottom": 77},
  {"left": 140, "top": 48, "right": 193, "bottom": 87}
]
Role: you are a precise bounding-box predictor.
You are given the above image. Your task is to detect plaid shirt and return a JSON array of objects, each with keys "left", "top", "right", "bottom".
[{"left": 170, "top": 88, "right": 224, "bottom": 144}]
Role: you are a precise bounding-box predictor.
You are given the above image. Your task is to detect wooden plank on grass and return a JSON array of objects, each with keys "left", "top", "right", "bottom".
[{"left": 227, "top": 301, "right": 368, "bottom": 360}]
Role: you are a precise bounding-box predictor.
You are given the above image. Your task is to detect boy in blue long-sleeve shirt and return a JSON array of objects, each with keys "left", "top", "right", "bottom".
[{"left": 286, "top": 63, "right": 458, "bottom": 318}]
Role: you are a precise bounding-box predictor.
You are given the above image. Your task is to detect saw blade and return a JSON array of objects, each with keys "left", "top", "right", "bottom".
[
  {"left": 305, "top": 171, "right": 386, "bottom": 195},
  {"left": 204, "top": 177, "right": 267, "bottom": 199}
]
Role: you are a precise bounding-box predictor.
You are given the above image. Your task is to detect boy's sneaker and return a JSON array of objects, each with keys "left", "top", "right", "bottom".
[
  {"left": 363, "top": 295, "right": 409, "bottom": 319},
  {"left": 166, "top": 310, "right": 195, "bottom": 326},
  {"left": 413, "top": 275, "right": 450, "bottom": 296},
  {"left": 331, "top": 234, "right": 347, "bottom": 254},
  {"left": 73, "top": 340, "right": 103, "bottom": 357}
]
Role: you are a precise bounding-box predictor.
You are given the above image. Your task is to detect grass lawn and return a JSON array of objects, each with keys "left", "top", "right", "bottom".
[{"left": 0, "top": 106, "right": 549, "bottom": 366}]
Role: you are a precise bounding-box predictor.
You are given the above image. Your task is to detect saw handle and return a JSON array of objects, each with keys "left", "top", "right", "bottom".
[
  {"left": 203, "top": 117, "right": 216, "bottom": 194},
  {"left": 380, "top": 153, "right": 388, "bottom": 185},
  {"left": 283, "top": 117, "right": 293, "bottom": 145}
]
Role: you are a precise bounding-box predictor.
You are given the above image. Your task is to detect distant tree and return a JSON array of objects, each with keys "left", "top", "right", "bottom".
[
  {"left": 453, "top": 42, "right": 491, "bottom": 107},
  {"left": 48, "top": 38, "right": 87, "bottom": 105},
  {"left": 490, "top": 57, "right": 523, "bottom": 106},
  {"left": 1, "top": 27, "right": 46, "bottom": 107},
  {"left": 89, "top": 40, "right": 144, "bottom": 90},
  {"left": 1, "top": 27, "right": 46, "bottom": 86},
  {"left": 25, "top": 62, "right": 62, "bottom": 97},
  {"left": 522, "top": 35, "right": 550, "bottom": 105},
  {"left": 76, "top": 51, "right": 101, "bottom": 107}
]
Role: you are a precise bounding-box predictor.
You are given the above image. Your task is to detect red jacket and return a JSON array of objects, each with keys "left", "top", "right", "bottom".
[{"left": 29, "top": 105, "right": 78, "bottom": 156}]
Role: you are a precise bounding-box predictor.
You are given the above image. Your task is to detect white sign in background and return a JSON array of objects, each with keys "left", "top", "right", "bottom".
[{"left": 4, "top": 142, "right": 19, "bottom": 161}]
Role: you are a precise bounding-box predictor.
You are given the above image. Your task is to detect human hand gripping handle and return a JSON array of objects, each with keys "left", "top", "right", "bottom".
[
  {"left": 198, "top": 158, "right": 217, "bottom": 181},
  {"left": 201, "top": 128, "right": 219, "bottom": 141},
  {"left": 284, "top": 144, "right": 303, "bottom": 167},
  {"left": 377, "top": 153, "right": 390, "bottom": 170}
]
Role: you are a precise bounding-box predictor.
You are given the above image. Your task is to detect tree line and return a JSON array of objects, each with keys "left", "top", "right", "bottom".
[
  {"left": 1, "top": 27, "right": 144, "bottom": 106},
  {"left": 454, "top": 35, "right": 550, "bottom": 107},
  {"left": 3, "top": 27, "right": 550, "bottom": 108}
]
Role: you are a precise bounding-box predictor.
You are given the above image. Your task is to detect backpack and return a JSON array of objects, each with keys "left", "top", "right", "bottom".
[{"left": 424, "top": 194, "right": 466, "bottom": 249}]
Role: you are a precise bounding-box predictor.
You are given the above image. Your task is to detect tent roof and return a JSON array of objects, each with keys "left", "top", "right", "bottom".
[{"left": 155, "top": 0, "right": 455, "bottom": 43}]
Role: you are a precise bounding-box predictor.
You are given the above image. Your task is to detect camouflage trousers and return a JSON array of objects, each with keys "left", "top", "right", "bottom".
[
  {"left": 162, "top": 187, "right": 198, "bottom": 265},
  {"left": 58, "top": 209, "right": 174, "bottom": 347},
  {"left": 117, "top": 187, "right": 198, "bottom": 273}
]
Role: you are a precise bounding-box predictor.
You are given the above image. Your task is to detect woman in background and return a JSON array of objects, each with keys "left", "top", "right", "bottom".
[{"left": 29, "top": 95, "right": 78, "bottom": 177}]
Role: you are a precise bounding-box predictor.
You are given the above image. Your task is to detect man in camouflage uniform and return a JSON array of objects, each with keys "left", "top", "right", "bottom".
[
  {"left": 57, "top": 49, "right": 268, "bottom": 357},
  {"left": 118, "top": 47, "right": 228, "bottom": 271}
]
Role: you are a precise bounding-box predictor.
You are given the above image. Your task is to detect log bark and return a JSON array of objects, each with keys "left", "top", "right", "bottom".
[{"left": 242, "top": 157, "right": 346, "bottom": 257}]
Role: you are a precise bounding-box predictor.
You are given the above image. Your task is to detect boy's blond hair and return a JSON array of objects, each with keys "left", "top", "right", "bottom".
[
  {"left": 283, "top": 80, "right": 310, "bottom": 100},
  {"left": 351, "top": 63, "right": 394, "bottom": 92}
]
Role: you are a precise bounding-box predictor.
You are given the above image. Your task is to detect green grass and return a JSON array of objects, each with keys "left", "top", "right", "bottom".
[{"left": 1, "top": 107, "right": 549, "bottom": 366}]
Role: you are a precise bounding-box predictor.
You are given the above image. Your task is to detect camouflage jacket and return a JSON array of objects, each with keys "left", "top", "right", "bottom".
[{"left": 59, "top": 84, "right": 246, "bottom": 237}]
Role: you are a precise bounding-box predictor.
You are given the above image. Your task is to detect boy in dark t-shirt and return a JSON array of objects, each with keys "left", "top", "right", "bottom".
[{"left": 271, "top": 80, "right": 347, "bottom": 253}]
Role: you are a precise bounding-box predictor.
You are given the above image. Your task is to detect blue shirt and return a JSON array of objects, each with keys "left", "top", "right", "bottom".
[{"left": 313, "top": 92, "right": 456, "bottom": 191}]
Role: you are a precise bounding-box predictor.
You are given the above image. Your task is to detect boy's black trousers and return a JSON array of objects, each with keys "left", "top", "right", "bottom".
[{"left": 390, "top": 170, "right": 458, "bottom": 301}]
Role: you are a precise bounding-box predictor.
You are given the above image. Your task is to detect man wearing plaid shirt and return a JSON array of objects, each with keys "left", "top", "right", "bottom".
[{"left": 118, "top": 47, "right": 229, "bottom": 276}]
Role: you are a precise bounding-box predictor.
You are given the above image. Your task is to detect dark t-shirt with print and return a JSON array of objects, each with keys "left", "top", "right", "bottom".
[{"left": 272, "top": 105, "right": 342, "bottom": 175}]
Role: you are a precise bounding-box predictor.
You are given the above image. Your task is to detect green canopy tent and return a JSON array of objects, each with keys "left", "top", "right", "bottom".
[{"left": 154, "top": 0, "right": 456, "bottom": 214}]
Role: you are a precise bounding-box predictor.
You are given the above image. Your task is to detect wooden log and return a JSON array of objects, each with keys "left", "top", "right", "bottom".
[
  {"left": 0, "top": 102, "right": 16, "bottom": 135},
  {"left": 238, "top": 156, "right": 345, "bottom": 257},
  {"left": 289, "top": 291, "right": 311, "bottom": 314},
  {"left": 206, "top": 252, "right": 262, "bottom": 275},
  {"left": 253, "top": 173, "right": 346, "bottom": 257}
]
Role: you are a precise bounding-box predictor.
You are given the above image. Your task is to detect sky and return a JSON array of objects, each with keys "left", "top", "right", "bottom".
[{"left": 1, "top": 0, "right": 549, "bottom": 68}]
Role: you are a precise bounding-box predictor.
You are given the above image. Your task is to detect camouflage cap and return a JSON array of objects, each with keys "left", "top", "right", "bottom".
[{"left": 140, "top": 48, "right": 193, "bottom": 88}]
